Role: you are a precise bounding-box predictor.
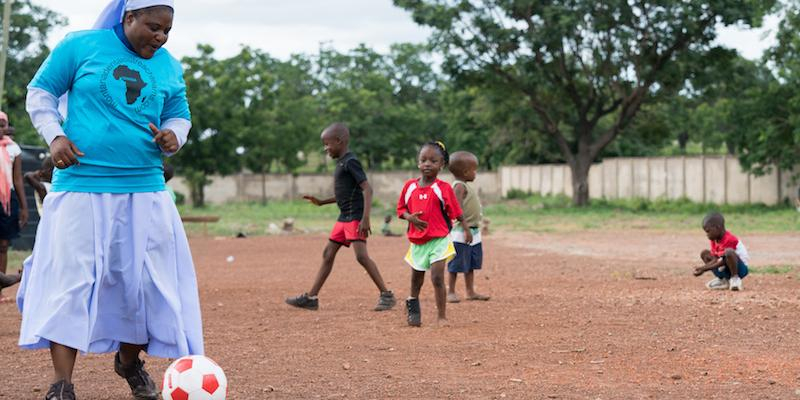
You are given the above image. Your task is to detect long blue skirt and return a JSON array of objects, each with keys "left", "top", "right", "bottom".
[{"left": 17, "top": 191, "right": 204, "bottom": 358}]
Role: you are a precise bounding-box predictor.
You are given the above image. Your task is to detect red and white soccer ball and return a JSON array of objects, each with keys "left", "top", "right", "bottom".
[{"left": 162, "top": 355, "right": 227, "bottom": 400}]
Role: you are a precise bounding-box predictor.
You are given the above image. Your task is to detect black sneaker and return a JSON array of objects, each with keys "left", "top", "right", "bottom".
[
  {"left": 374, "top": 291, "right": 396, "bottom": 311},
  {"left": 114, "top": 352, "right": 158, "bottom": 400},
  {"left": 45, "top": 380, "right": 76, "bottom": 400},
  {"left": 285, "top": 293, "right": 319, "bottom": 310},
  {"left": 406, "top": 298, "right": 421, "bottom": 327},
  {"left": 0, "top": 272, "right": 21, "bottom": 289}
]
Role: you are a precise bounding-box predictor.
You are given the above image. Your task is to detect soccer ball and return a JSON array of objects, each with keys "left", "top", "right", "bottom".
[{"left": 162, "top": 355, "right": 228, "bottom": 400}]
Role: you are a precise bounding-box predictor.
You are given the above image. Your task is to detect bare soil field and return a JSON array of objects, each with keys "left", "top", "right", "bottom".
[{"left": 2, "top": 230, "right": 799, "bottom": 399}]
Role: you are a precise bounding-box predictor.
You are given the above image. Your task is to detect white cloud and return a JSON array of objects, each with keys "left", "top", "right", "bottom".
[
  {"left": 33, "top": 0, "right": 431, "bottom": 59},
  {"left": 33, "top": 1, "right": 778, "bottom": 61},
  {"left": 714, "top": 14, "right": 780, "bottom": 61}
]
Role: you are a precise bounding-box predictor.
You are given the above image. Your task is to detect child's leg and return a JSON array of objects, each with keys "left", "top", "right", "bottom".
[
  {"left": 0, "top": 239, "right": 7, "bottom": 275},
  {"left": 447, "top": 272, "right": 460, "bottom": 303},
  {"left": 0, "top": 271, "right": 21, "bottom": 289},
  {"left": 352, "top": 241, "right": 388, "bottom": 293},
  {"left": 410, "top": 269, "right": 425, "bottom": 298},
  {"left": 50, "top": 342, "right": 78, "bottom": 384},
  {"left": 700, "top": 249, "right": 714, "bottom": 264},
  {"left": 430, "top": 260, "right": 447, "bottom": 321},
  {"left": 465, "top": 270, "right": 475, "bottom": 294},
  {"left": 464, "top": 271, "right": 491, "bottom": 300},
  {"left": 448, "top": 272, "right": 458, "bottom": 296},
  {"left": 723, "top": 249, "right": 740, "bottom": 277},
  {"left": 447, "top": 244, "right": 464, "bottom": 302},
  {"left": 308, "top": 241, "right": 343, "bottom": 297},
  {"left": 0, "top": 239, "right": 8, "bottom": 300}
]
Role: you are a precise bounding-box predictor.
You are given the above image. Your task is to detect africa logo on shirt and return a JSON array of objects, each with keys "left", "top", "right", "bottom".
[
  {"left": 113, "top": 65, "right": 147, "bottom": 105},
  {"left": 99, "top": 57, "right": 159, "bottom": 114}
]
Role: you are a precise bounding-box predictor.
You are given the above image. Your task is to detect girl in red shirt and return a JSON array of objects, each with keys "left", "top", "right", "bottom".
[{"left": 397, "top": 142, "right": 470, "bottom": 327}]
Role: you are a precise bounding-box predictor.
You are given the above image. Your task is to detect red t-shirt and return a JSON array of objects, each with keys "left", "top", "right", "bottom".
[
  {"left": 710, "top": 231, "right": 739, "bottom": 257},
  {"left": 397, "top": 178, "right": 463, "bottom": 245}
]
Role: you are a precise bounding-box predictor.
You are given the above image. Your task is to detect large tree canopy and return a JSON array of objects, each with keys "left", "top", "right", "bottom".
[
  {"left": 394, "top": 0, "right": 776, "bottom": 205},
  {"left": 2, "top": 0, "right": 66, "bottom": 143},
  {"left": 727, "top": 5, "right": 800, "bottom": 177}
]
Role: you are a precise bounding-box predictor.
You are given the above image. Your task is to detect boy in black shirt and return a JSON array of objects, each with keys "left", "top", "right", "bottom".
[{"left": 286, "top": 123, "right": 396, "bottom": 311}]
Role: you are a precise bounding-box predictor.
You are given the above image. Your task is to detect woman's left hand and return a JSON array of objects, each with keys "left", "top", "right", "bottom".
[
  {"left": 149, "top": 123, "right": 179, "bottom": 153},
  {"left": 18, "top": 208, "right": 28, "bottom": 228}
]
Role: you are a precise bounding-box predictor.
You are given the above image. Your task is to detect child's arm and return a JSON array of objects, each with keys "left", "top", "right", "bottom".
[
  {"left": 397, "top": 181, "right": 427, "bottom": 231},
  {"left": 453, "top": 183, "right": 473, "bottom": 244},
  {"left": 456, "top": 214, "right": 472, "bottom": 244},
  {"left": 303, "top": 195, "right": 336, "bottom": 206},
  {"left": 400, "top": 211, "right": 428, "bottom": 231},
  {"left": 24, "top": 172, "right": 48, "bottom": 200},
  {"left": 694, "top": 258, "right": 724, "bottom": 276},
  {"left": 12, "top": 157, "right": 28, "bottom": 228},
  {"left": 358, "top": 181, "right": 373, "bottom": 237}
]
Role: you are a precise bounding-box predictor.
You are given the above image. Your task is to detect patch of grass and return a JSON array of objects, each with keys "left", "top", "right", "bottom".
[
  {"left": 176, "top": 195, "right": 800, "bottom": 238},
  {"left": 8, "top": 250, "right": 30, "bottom": 272},
  {"left": 750, "top": 265, "right": 794, "bottom": 275},
  {"left": 178, "top": 201, "right": 341, "bottom": 237},
  {"left": 485, "top": 194, "right": 800, "bottom": 233}
]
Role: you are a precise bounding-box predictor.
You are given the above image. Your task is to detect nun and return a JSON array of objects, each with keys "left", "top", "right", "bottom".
[{"left": 19, "top": 1, "right": 203, "bottom": 398}]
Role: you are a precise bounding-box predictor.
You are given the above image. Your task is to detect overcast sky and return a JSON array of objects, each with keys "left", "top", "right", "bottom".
[{"left": 33, "top": 0, "right": 778, "bottom": 61}]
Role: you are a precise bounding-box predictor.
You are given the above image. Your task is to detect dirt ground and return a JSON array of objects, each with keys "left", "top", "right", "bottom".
[{"left": 2, "top": 230, "right": 800, "bottom": 400}]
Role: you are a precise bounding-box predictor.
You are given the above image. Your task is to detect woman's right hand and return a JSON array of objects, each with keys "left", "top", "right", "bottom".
[{"left": 50, "top": 136, "right": 84, "bottom": 169}]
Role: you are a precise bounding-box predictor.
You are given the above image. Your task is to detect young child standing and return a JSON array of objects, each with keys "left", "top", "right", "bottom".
[
  {"left": 0, "top": 112, "right": 28, "bottom": 303},
  {"left": 25, "top": 157, "right": 55, "bottom": 217},
  {"left": 447, "top": 151, "right": 490, "bottom": 303},
  {"left": 286, "top": 123, "right": 396, "bottom": 311},
  {"left": 693, "top": 212, "right": 749, "bottom": 291},
  {"left": 381, "top": 215, "right": 400, "bottom": 237},
  {"left": 398, "top": 141, "right": 468, "bottom": 327}
]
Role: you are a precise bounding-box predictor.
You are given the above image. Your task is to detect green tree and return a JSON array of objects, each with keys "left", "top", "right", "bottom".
[
  {"left": 237, "top": 50, "right": 319, "bottom": 203},
  {"left": 176, "top": 46, "right": 319, "bottom": 206},
  {"left": 439, "top": 83, "right": 561, "bottom": 169},
  {"left": 175, "top": 45, "right": 245, "bottom": 207},
  {"left": 395, "top": 0, "right": 776, "bottom": 205},
  {"left": 727, "top": 5, "right": 800, "bottom": 176},
  {"left": 316, "top": 44, "right": 441, "bottom": 169},
  {"left": 2, "top": 0, "right": 66, "bottom": 144}
]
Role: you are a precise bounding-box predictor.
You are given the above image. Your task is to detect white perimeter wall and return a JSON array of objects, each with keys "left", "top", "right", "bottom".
[{"left": 172, "top": 156, "right": 799, "bottom": 206}]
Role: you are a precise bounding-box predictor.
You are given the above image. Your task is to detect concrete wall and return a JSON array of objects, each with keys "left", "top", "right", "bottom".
[
  {"left": 666, "top": 158, "right": 685, "bottom": 200},
  {"left": 173, "top": 169, "right": 503, "bottom": 206},
  {"left": 498, "top": 156, "right": 799, "bottom": 206},
  {"left": 173, "top": 156, "right": 799, "bottom": 206}
]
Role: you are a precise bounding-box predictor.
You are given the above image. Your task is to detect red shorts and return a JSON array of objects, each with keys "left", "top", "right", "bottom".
[{"left": 329, "top": 220, "right": 367, "bottom": 246}]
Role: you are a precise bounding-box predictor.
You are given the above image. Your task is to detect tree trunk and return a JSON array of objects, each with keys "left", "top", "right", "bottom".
[
  {"left": 190, "top": 181, "right": 205, "bottom": 208},
  {"left": 261, "top": 172, "right": 267, "bottom": 206},
  {"left": 569, "top": 155, "right": 593, "bottom": 207},
  {"left": 186, "top": 170, "right": 208, "bottom": 208}
]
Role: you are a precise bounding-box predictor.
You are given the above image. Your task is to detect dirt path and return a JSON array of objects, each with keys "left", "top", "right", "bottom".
[{"left": 1, "top": 231, "right": 799, "bottom": 399}]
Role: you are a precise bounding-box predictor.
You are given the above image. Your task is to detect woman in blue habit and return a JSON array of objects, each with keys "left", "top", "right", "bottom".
[{"left": 18, "top": 1, "right": 203, "bottom": 398}]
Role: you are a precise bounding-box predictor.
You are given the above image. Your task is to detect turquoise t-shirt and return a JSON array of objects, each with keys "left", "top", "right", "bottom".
[{"left": 29, "top": 29, "right": 190, "bottom": 193}]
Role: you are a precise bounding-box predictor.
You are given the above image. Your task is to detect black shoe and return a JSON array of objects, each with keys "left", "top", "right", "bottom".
[
  {"left": 285, "top": 293, "right": 319, "bottom": 310},
  {"left": 374, "top": 291, "right": 396, "bottom": 311},
  {"left": 114, "top": 352, "right": 158, "bottom": 400},
  {"left": 45, "top": 380, "right": 76, "bottom": 400},
  {"left": 406, "top": 298, "right": 421, "bottom": 327},
  {"left": 0, "top": 272, "right": 21, "bottom": 289}
]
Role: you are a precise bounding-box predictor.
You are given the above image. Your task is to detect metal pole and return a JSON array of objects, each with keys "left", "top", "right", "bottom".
[{"left": 0, "top": 0, "right": 13, "bottom": 111}]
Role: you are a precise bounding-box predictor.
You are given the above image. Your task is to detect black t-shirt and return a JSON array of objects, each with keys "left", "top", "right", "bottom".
[{"left": 334, "top": 152, "right": 368, "bottom": 222}]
